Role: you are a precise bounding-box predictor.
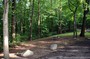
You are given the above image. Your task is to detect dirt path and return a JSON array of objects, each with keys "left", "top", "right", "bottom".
[
  {"left": 0, "top": 37, "right": 90, "bottom": 59},
  {"left": 37, "top": 38, "right": 90, "bottom": 59},
  {"left": 37, "top": 46, "right": 90, "bottom": 59}
]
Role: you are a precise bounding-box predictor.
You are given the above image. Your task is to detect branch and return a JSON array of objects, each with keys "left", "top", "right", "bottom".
[
  {"left": 68, "top": 0, "right": 74, "bottom": 12},
  {"left": 68, "top": 0, "right": 79, "bottom": 13}
]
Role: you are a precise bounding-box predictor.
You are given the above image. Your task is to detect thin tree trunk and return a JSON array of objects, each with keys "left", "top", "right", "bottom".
[
  {"left": 11, "top": 0, "right": 16, "bottom": 40},
  {"left": 22, "top": 8, "right": 26, "bottom": 34},
  {"left": 29, "top": 0, "right": 34, "bottom": 40},
  {"left": 58, "top": 11, "right": 62, "bottom": 34},
  {"left": 38, "top": 0, "right": 41, "bottom": 38},
  {"left": 20, "top": 17, "right": 24, "bottom": 34},
  {"left": 58, "top": 0, "right": 62, "bottom": 34},
  {"left": 3, "top": 0, "right": 9, "bottom": 59},
  {"left": 19, "top": 1, "right": 24, "bottom": 34},
  {"left": 58, "top": 23, "right": 62, "bottom": 34},
  {"left": 51, "top": 0, "right": 53, "bottom": 32},
  {"left": 73, "top": 13, "right": 77, "bottom": 38},
  {"left": 68, "top": 21, "right": 71, "bottom": 31},
  {"left": 20, "top": 19, "right": 23, "bottom": 33},
  {"left": 68, "top": 0, "right": 78, "bottom": 38}
]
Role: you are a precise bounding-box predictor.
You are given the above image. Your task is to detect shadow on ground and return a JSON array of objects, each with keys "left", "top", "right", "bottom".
[
  {"left": 37, "top": 38, "right": 90, "bottom": 59},
  {"left": 72, "top": 39, "right": 90, "bottom": 46}
]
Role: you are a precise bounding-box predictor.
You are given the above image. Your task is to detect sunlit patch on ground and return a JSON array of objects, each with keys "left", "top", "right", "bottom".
[{"left": 0, "top": 53, "right": 21, "bottom": 59}]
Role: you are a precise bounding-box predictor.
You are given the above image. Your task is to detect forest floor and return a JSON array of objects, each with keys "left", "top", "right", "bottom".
[{"left": 0, "top": 37, "right": 90, "bottom": 59}]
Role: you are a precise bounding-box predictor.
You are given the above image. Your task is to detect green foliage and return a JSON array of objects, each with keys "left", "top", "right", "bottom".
[{"left": 9, "top": 0, "right": 90, "bottom": 39}]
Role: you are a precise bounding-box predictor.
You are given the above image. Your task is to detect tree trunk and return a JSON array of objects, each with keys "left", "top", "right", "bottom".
[
  {"left": 68, "top": 0, "right": 78, "bottom": 38},
  {"left": 20, "top": 19, "right": 23, "bottom": 33},
  {"left": 11, "top": 0, "right": 16, "bottom": 40},
  {"left": 29, "top": 0, "right": 34, "bottom": 40},
  {"left": 3, "top": 0, "right": 9, "bottom": 59},
  {"left": 80, "top": 8, "right": 89, "bottom": 37},
  {"left": 38, "top": 0, "right": 41, "bottom": 38},
  {"left": 68, "top": 21, "right": 71, "bottom": 31},
  {"left": 20, "top": 7, "right": 26, "bottom": 34},
  {"left": 50, "top": 0, "right": 54, "bottom": 32},
  {"left": 58, "top": 0, "right": 62, "bottom": 34},
  {"left": 58, "top": 10, "right": 62, "bottom": 34},
  {"left": 58, "top": 22, "right": 62, "bottom": 34},
  {"left": 73, "top": 13, "right": 77, "bottom": 38}
]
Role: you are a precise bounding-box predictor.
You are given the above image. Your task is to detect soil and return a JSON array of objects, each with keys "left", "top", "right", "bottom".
[{"left": 0, "top": 37, "right": 90, "bottom": 59}]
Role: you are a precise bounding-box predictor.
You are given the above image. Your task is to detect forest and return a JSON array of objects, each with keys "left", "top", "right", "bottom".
[{"left": 0, "top": 0, "right": 90, "bottom": 59}]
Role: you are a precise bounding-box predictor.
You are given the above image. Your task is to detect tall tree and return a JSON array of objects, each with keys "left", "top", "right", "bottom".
[
  {"left": 29, "top": 0, "right": 34, "bottom": 40},
  {"left": 38, "top": 0, "right": 41, "bottom": 38},
  {"left": 11, "top": 0, "right": 16, "bottom": 41},
  {"left": 3, "top": 0, "right": 9, "bottom": 59},
  {"left": 58, "top": 0, "right": 62, "bottom": 34},
  {"left": 80, "top": 0, "right": 89, "bottom": 37},
  {"left": 68, "top": 0, "right": 79, "bottom": 38},
  {"left": 50, "top": 0, "right": 53, "bottom": 32}
]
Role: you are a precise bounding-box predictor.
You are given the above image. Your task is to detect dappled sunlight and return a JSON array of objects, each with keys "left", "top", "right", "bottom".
[
  {"left": 66, "top": 46, "right": 90, "bottom": 49},
  {"left": 54, "top": 41, "right": 64, "bottom": 44},
  {"left": 13, "top": 46, "right": 28, "bottom": 50},
  {"left": 58, "top": 46, "right": 65, "bottom": 49},
  {"left": 0, "top": 53, "right": 20, "bottom": 59},
  {"left": 9, "top": 53, "right": 20, "bottom": 58},
  {"left": 0, "top": 53, "right": 3, "bottom": 58},
  {"left": 21, "top": 44, "right": 37, "bottom": 48},
  {"left": 12, "top": 44, "right": 37, "bottom": 50},
  {"left": 38, "top": 40, "right": 63, "bottom": 44},
  {"left": 1, "top": 0, "right": 90, "bottom": 58},
  {"left": 68, "top": 50, "right": 79, "bottom": 52},
  {"left": 37, "top": 45, "right": 48, "bottom": 49},
  {"left": 38, "top": 41, "right": 52, "bottom": 44},
  {"left": 1, "top": 37, "right": 90, "bottom": 59}
]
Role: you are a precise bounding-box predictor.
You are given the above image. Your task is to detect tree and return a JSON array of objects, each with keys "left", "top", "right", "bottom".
[
  {"left": 58, "top": 0, "right": 62, "bottom": 34},
  {"left": 50, "top": 0, "right": 54, "bottom": 32},
  {"left": 38, "top": 0, "right": 41, "bottom": 38},
  {"left": 80, "top": 0, "right": 89, "bottom": 37},
  {"left": 29, "top": 0, "right": 34, "bottom": 40},
  {"left": 68, "top": 0, "right": 79, "bottom": 38},
  {"left": 3, "top": 0, "right": 9, "bottom": 59},
  {"left": 11, "top": 0, "right": 16, "bottom": 41}
]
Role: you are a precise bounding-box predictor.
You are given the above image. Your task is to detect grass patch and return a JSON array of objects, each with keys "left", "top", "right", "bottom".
[
  {"left": 85, "top": 32, "right": 90, "bottom": 38},
  {"left": 54, "top": 32, "right": 90, "bottom": 38}
]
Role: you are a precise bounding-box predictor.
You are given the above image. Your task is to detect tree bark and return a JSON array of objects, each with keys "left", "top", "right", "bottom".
[
  {"left": 80, "top": 8, "right": 89, "bottom": 37},
  {"left": 11, "top": 0, "right": 16, "bottom": 40},
  {"left": 38, "top": 0, "right": 41, "bottom": 38},
  {"left": 73, "top": 13, "right": 77, "bottom": 38},
  {"left": 3, "top": 0, "right": 9, "bottom": 59},
  {"left": 29, "top": 0, "right": 34, "bottom": 40},
  {"left": 58, "top": 0, "right": 62, "bottom": 34},
  {"left": 68, "top": 0, "right": 78, "bottom": 38},
  {"left": 68, "top": 21, "right": 71, "bottom": 31},
  {"left": 58, "top": 10, "right": 62, "bottom": 34}
]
